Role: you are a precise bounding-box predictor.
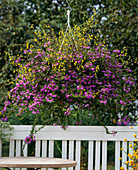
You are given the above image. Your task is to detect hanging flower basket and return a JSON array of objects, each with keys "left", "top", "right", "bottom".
[{"left": 1, "top": 9, "right": 136, "bottom": 136}]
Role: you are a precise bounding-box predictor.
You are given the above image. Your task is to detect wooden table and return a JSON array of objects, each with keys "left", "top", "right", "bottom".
[{"left": 0, "top": 157, "right": 77, "bottom": 168}]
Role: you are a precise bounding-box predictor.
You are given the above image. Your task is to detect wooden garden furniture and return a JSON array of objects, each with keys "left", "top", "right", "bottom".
[{"left": 0, "top": 157, "right": 77, "bottom": 169}]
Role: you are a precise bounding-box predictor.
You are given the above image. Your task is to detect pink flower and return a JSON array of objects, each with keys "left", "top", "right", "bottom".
[
  {"left": 113, "top": 50, "right": 120, "bottom": 53},
  {"left": 117, "top": 119, "right": 122, "bottom": 125},
  {"left": 112, "top": 130, "right": 116, "bottom": 137},
  {"left": 24, "top": 134, "right": 35, "bottom": 144},
  {"left": 1, "top": 117, "right": 8, "bottom": 122},
  {"left": 100, "top": 99, "right": 107, "bottom": 105},
  {"left": 53, "top": 123, "right": 58, "bottom": 126}
]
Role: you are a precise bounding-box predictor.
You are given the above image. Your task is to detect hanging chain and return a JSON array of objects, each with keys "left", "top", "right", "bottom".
[{"left": 60, "top": 1, "right": 77, "bottom": 50}]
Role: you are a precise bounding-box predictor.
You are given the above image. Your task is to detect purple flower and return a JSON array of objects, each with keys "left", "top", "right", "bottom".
[
  {"left": 85, "top": 104, "right": 89, "bottom": 107},
  {"left": 123, "top": 86, "right": 130, "bottom": 93},
  {"left": 112, "top": 130, "right": 116, "bottom": 137},
  {"left": 32, "top": 109, "right": 39, "bottom": 114},
  {"left": 126, "top": 68, "right": 132, "bottom": 72},
  {"left": 122, "top": 116, "right": 130, "bottom": 125},
  {"left": 120, "top": 100, "right": 126, "bottom": 106},
  {"left": 24, "top": 136, "right": 32, "bottom": 144},
  {"left": 1, "top": 117, "right": 8, "bottom": 122},
  {"left": 117, "top": 119, "right": 122, "bottom": 125},
  {"left": 24, "top": 134, "right": 35, "bottom": 144},
  {"left": 65, "top": 108, "right": 71, "bottom": 116},
  {"left": 53, "top": 123, "right": 58, "bottom": 126},
  {"left": 15, "top": 58, "right": 21, "bottom": 63},
  {"left": 100, "top": 99, "right": 107, "bottom": 105},
  {"left": 113, "top": 50, "right": 120, "bottom": 53}
]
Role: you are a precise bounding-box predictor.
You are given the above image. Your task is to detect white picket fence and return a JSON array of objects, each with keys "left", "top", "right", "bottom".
[{"left": 0, "top": 126, "right": 138, "bottom": 170}]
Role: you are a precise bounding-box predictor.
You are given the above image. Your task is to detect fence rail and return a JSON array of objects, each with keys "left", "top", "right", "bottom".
[{"left": 1, "top": 126, "right": 138, "bottom": 170}]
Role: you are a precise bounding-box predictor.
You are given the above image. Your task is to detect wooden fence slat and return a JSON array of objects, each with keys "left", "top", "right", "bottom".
[
  {"left": 68, "top": 140, "right": 74, "bottom": 170},
  {"left": 22, "top": 140, "right": 28, "bottom": 157},
  {"left": 35, "top": 140, "right": 41, "bottom": 157},
  {"left": 16, "top": 140, "right": 21, "bottom": 157},
  {"left": 9, "top": 140, "right": 14, "bottom": 170},
  {"left": 75, "top": 140, "right": 81, "bottom": 170},
  {"left": 88, "top": 140, "right": 93, "bottom": 170},
  {"left": 122, "top": 141, "right": 127, "bottom": 169},
  {"left": 128, "top": 141, "right": 133, "bottom": 170},
  {"left": 48, "top": 140, "right": 54, "bottom": 170},
  {"left": 49, "top": 140, "right": 54, "bottom": 157},
  {"left": 16, "top": 140, "right": 21, "bottom": 170},
  {"left": 129, "top": 141, "right": 133, "bottom": 155},
  {"left": 102, "top": 141, "right": 107, "bottom": 170},
  {"left": 69, "top": 140, "right": 74, "bottom": 160},
  {"left": 62, "top": 140, "right": 67, "bottom": 170},
  {"left": 22, "top": 141, "right": 28, "bottom": 170},
  {"left": 42, "top": 140, "right": 47, "bottom": 157},
  {"left": 115, "top": 141, "right": 120, "bottom": 170},
  {"left": 62, "top": 140, "right": 67, "bottom": 159},
  {"left": 41, "top": 141, "right": 47, "bottom": 170},
  {"left": 9, "top": 140, "right": 14, "bottom": 157},
  {"left": 95, "top": 140, "right": 101, "bottom": 170}
]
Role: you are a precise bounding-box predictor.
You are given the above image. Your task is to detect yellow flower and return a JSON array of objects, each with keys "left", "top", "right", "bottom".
[
  {"left": 124, "top": 138, "right": 127, "bottom": 141},
  {"left": 128, "top": 153, "right": 133, "bottom": 158},
  {"left": 119, "top": 157, "right": 122, "bottom": 160},
  {"left": 125, "top": 161, "right": 129, "bottom": 164},
  {"left": 130, "top": 126, "right": 133, "bottom": 129},
  {"left": 120, "top": 167, "right": 124, "bottom": 170},
  {"left": 135, "top": 139, "right": 137, "bottom": 142},
  {"left": 129, "top": 144, "right": 132, "bottom": 148},
  {"left": 121, "top": 148, "right": 124, "bottom": 150},
  {"left": 133, "top": 134, "right": 136, "bottom": 138}
]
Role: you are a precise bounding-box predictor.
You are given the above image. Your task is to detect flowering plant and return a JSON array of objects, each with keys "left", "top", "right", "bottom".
[
  {"left": 0, "top": 16, "right": 136, "bottom": 136},
  {"left": 120, "top": 127, "right": 138, "bottom": 170},
  {"left": 117, "top": 115, "right": 130, "bottom": 126},
  {"left": 24, "top": 134, "right": 35, "bottom": 144}
]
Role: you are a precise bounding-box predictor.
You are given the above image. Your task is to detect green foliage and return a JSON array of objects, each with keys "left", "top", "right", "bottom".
[
  {"left": 0, "top": 120, "right": 13, "bottom": 142},
  {"left": 94, "top": 0, "right": 137, "bottom": 72}
]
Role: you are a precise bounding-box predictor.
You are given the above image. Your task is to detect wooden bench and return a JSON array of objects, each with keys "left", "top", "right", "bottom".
[{"left": 0, "top": 126, "right": 138, "bottom": 170}]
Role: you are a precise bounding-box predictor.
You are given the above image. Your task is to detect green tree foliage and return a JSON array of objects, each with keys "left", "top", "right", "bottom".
[
  {"left": 0, "top": 120, "right": 13, "bottom": 142},
  {"left": 94, "top": 0, "right": 137, "bottom": 72}
]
